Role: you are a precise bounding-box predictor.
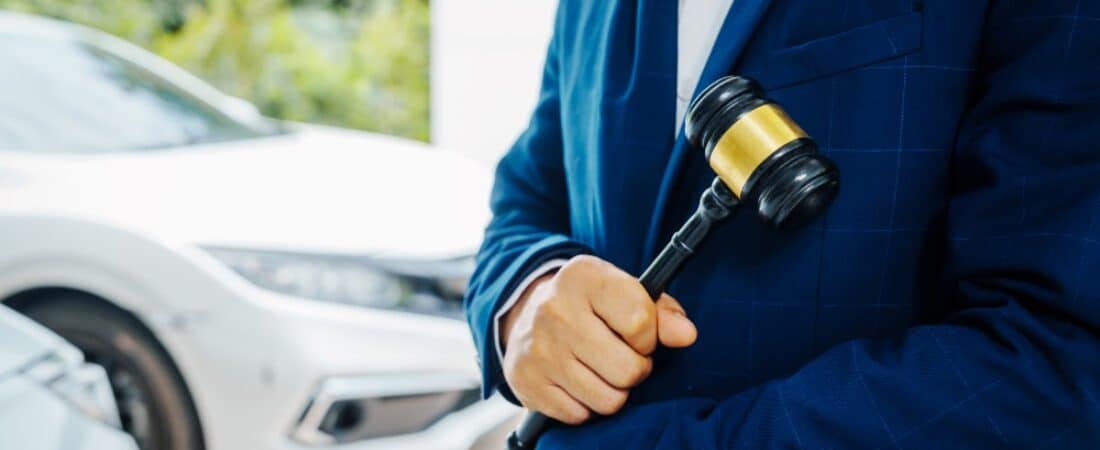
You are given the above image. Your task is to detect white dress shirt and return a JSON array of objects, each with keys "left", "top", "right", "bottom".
[{"left": 495, "top": 0, "right": 736, "bottom": 360}]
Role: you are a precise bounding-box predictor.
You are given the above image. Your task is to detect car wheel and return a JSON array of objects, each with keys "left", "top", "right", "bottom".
[{"left": 19, "top": 294, "right": 205, "bottom": 450}]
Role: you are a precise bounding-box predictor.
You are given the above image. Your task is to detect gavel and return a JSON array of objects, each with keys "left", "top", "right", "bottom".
[{"left": 506, "top": 75, "right": 840, "bottom": 450}]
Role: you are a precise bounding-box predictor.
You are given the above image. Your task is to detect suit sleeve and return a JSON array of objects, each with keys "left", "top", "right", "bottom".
[
  {"left": 464, "top": 5, "right": 591, "bottom": 402},
  {"left": 543, "top": 4, "right": 1100, "bottom": 448}
]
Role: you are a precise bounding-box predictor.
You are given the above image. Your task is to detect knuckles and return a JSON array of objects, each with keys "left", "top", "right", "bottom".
[
  {"left": 557, "top": 255, "right": 607, "bottom": 287},
  {"left": 606, "top": 355, "right": 653, "bottom": 389},
  {"left": 618, "top": 306, "right": 658, "bottom": 354},
  {"left": 626, "top": 357, "right": 654, "bottom": 386},
  {"left": 591, "top": 389, "right": 629, "bottom": 416},
  {"left": 621, "top": 307, "right": 656, "bottom": 337}
]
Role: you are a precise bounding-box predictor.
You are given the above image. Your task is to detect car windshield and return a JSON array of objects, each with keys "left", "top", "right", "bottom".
[{"left": 0, "top": 32, "right": 277, "bottom": 153}]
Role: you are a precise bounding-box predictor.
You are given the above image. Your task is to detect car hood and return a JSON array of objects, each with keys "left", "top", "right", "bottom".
[
  {"left": 0, "top": 126, "right": 494, "bottom": 259},
  {"left": 0, "top": 305, "right": 75, "bottom": 378}
]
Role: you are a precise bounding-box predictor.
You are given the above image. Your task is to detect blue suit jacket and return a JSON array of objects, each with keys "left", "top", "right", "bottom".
[{"left": 465, "top": 1, "right": 1100, "bottom": 448}]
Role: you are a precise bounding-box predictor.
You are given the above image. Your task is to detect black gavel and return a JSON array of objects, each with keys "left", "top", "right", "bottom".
[{"left": 506, "top": 75, "right": 840, "bottom": 450}]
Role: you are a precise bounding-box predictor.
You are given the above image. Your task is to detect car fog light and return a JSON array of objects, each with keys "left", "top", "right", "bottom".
[
  {"left": 320, "top": 399, "right": 366, "bottom": 437},
  {"left": 292, "top": 373, "right": 480, "bottom": 445}
]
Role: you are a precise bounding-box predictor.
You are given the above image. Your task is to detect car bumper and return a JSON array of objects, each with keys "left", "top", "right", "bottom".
[
  {"left": 153, "top": 282, "right": 519, "bottom": 450},
  {"left": 286, "top": 393, "right": 519, "bottom": 450}
]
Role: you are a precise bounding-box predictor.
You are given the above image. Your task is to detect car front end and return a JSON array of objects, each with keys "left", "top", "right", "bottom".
[
  {"left": 0, "top": 11, "right": 518, "bottom": 449},
  {"left": 183, "top": 247, "right": 518, "bottom": 450}
]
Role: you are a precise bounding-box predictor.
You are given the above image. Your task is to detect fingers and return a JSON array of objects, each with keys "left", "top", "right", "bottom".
[
  {"left": 525, "top": 383, "right": 592, "bottom": 425},
  {"left": 551, "top": 359, "right": 629, "bottom": 416},
  {"left": 572, "top": 313, "right": 653, "bottom": 389},
  {"left": 656, "top": 294, "right": 697, "bottom": 348},
  {"left": 505, "top": 349, "right": 592, "bottom": 425},
  {"left": 566, "top": 260, "right": 657, "bottom": 355},
  {"left": 500, "top": 255, "right": 695, "bottom": 427},
  {"left": 510, "top": 357, "right": 628, "bottom": 423}
]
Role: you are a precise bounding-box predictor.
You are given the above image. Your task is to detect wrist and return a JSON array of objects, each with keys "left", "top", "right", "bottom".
[{"left": 501, "top": 271, "right": 556, "bottom": 352}]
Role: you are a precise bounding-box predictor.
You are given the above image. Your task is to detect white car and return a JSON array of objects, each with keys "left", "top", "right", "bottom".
[
  {"left": 0, "top": 303, "right": 138, "bottom": 450},
  {"left": 0, "top": 11, "right": 516, "bottom": 450}
]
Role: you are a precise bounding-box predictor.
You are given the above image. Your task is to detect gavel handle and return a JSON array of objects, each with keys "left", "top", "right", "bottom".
[{"left": 506, "top": 178, "right": 739, "bottom": 450}]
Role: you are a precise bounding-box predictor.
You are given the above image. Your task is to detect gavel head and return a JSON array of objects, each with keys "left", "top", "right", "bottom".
[{"left": 685, "top": 76, "right": 840, "bottom": 230}]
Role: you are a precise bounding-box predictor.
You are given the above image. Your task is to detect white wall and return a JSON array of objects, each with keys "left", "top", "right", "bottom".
[{"left": 431, "top": 0, "right": 558, "bottom": 166}]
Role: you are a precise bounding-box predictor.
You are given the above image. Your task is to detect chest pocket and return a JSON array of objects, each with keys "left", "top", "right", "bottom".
[{"left": 754, "top": 0, "right": 923, "bottom": 88}]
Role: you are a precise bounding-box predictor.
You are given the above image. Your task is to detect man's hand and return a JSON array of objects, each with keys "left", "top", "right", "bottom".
[{"left": 500, "top": 255, "right": 697, "bottom": 424}]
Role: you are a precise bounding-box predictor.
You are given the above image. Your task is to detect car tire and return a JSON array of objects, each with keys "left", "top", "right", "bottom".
[{"left": 19, "top": 294, "right": 205, "bottom": 450}]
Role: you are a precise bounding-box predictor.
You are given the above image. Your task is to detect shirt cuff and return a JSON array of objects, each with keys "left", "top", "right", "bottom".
[{"left": 493, "top": 258, "right": 568, "bottom": 362}]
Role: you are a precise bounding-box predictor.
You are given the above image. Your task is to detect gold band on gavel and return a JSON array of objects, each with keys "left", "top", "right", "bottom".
[{"left": 707, "top": 103, "right": 808, "bottom": 197}]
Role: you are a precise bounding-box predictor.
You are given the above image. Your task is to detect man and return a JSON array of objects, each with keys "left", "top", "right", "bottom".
[{"left": 465, "top": 0, "right": 1100, "bottom": 448}]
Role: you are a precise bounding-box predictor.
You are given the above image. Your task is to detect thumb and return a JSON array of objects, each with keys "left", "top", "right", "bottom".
[{"left": 655, "top": 294, "right": 697, "bottom": 348}]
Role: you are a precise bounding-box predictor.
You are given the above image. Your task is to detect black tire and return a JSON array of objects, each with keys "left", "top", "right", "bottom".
[{"left": 19, "top": 294, "right": 205, "bottom": 450}]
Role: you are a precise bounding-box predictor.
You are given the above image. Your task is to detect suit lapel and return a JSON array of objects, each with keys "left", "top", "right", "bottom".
[{"left": 642, "top": 0, "right": 776, "bottom": 261}]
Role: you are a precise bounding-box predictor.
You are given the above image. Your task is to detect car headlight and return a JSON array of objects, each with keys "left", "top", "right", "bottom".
[
  {"left": 22, "top": 350, "right": 122, "bottom": 428},
  {"left": 202, "top": 247, "right": 470, "bottom": 318}
]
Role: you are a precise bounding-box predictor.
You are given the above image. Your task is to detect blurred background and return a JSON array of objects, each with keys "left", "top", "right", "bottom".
[
  {"left": 0, "top": 0, "right": 558, "bottom": 161},
  {"left": 3, "top": 0, "right": 433, "bottom": 139},
  {"left": 0, "top": 1, "right": 554, "bottom": 449}
]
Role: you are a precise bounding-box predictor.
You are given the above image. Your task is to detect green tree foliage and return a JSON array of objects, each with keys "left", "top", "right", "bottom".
[{"left": 0, "top": 0, "right": 430, "bottom": 141}]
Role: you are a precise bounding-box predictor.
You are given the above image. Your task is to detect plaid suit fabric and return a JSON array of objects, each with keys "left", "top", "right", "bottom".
[{"left": 466, "top": 0, "right": 1100, "bottom": 448}]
